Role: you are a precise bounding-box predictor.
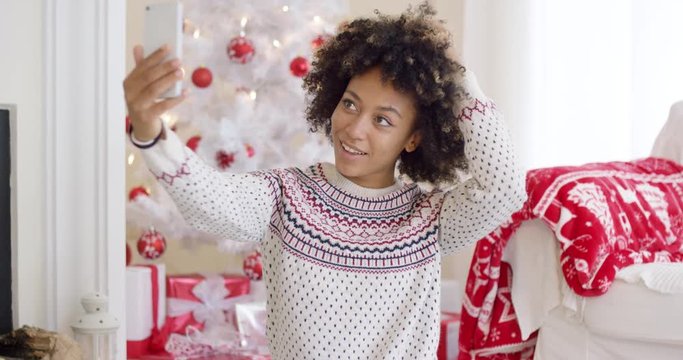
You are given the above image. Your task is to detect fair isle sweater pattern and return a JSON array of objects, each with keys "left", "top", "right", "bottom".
[{"left": 267, "top": 164, "right": 445, "bottom": 273}]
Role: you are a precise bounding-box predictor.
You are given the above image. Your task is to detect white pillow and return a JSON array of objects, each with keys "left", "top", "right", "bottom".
[{"left": 651, "top": 101, "right": 683, "bottom": 163}]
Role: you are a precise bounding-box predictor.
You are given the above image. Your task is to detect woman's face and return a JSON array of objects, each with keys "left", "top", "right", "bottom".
[{"left": 331, "top": 66, "right": 421, "bottom": 188}]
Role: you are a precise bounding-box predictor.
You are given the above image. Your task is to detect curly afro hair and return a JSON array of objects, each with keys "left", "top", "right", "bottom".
[{"left": 303, "top": 2, "right": 469, "bottom": 185}]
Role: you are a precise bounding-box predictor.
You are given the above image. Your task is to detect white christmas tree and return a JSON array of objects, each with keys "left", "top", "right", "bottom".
[{"left": 127, "top": 0, "right": 348, "bottom": 255}]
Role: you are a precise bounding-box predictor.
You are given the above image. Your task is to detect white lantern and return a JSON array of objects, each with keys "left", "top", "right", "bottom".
[{"left": 71, "top": 292, "right": 120, "bottom": 360}]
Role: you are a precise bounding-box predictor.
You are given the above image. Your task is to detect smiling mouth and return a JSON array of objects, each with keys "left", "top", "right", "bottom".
[{"left": 341, "top": 141, "right": 367, "bottom": 155}]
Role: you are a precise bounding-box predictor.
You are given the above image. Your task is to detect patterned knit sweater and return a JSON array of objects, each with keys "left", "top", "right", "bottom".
[{"left": 139, "top": 70, "right": 526, "bottom": 359}]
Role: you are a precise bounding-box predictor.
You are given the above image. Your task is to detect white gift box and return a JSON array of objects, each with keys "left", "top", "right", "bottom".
[{"left": 126, "top": 264, "right": 166, "bottom": 342}]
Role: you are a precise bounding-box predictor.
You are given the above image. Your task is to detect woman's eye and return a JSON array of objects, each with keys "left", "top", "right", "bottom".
[
  {"left": 375, "top": 116, "right": 392, "bottom": 127},
  {"left": 342, "top": 99, "right": 357, "bottom": 111}
]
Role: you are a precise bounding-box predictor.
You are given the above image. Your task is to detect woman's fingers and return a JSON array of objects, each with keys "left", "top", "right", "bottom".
[
  {"left": 136, "top": 45, "right": 170, "bottom": 73},
  {"left": 124, "top": 44, "right": 186, "bottom": 127},
  {"left": 126, "top": 57, "right": 180, "bottom": 101},
  {"left": 125, "top": 46, "right": 170, "bottom": 89},
  {"left": 137, "top": 58, "right": 181, "bottom": 93},
  {"left": 124, "top": 45, "right": 181, "bottom": 106},
  {"left": 133, "top": 45, "right": 144, "bottom": 65},
  {"left": 147, "top": 89, "right": 189, "bottom": 120},
  {"left": 135, "top": 66, "right": 184, "bottom": 109}
]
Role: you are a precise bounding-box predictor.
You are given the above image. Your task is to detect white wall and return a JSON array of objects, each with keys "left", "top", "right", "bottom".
[
  {"left": 630, "top": 0, "right": 683, "bottom": 157},
  {"left": 462, "top": 0, "right": 683, "bottom": 169},
  {"left": 2, "top": 1, "right": 127, "bottom": 358},
  {"left": 0, "top": 0, "right": 47, "bottom": 330}
]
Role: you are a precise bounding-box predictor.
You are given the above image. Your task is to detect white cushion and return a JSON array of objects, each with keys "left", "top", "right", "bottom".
[{"left": 581, "top": 272, "right": 683, "bottom": 343}]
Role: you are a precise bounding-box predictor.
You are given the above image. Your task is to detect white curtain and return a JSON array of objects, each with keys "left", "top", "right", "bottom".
[{"left": 461, "top": 0, "right": 683, "bottom": 170}]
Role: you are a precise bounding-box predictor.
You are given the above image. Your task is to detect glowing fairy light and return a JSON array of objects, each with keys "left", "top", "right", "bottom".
[
  {"left": 239, "top": 17, "right": 248, "bottom": 37},
  {"left": 193, "top": 29, "right": 200, "bottom": 39},
  {"left": 272, "top": 39, "right": 281, "bottom": 48},
  {"left": 249, "top": 90, "right": 257, "bottom": 100},
  {"left": 313, "top": 15, "right": 322, "bottom": 23},
  {"left": 282, "top": 5, "right": 289, "bottom": 12},
  {"left": 127, "top": 153, "right": 135, "bottom": 165}
]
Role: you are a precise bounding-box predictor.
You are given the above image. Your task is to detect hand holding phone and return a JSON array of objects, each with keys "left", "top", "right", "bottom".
[
  {"left": 144, "top": 1, "right": 183, "bottom": 98},
  {"left": 122, "top": 2, "right": 185, "bottom": 142}
]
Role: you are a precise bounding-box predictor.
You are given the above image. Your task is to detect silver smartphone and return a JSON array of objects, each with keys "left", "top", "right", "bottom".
[{"left": 144, "top": 1, "right": 183, "bottom": 98}]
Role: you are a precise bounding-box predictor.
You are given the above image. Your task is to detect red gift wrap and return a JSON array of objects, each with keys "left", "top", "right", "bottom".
[
  {"left": 437, "top": 312, "right": 461, "bottom": 360},
  {"left": 126, "top": 264, "right": 167, "bottom": 358},
  {"left": 165, "top": 274, "right": 251, "bottom": 335}
]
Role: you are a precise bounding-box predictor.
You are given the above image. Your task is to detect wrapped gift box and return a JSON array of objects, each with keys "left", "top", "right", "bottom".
[
  {"left": 166, "top": 274, "right": 251, "bottom": 335},
  {"left": 126, "top": 264, "right": 167, "bottom": 358},
  {"left": 437, "top": 312, "right": 461, "bottom": 360},
  {"left": 235, "top": 302, "right": 268, "bottom": 353}
]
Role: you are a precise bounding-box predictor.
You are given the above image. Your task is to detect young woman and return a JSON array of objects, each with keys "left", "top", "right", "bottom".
[{"left": 124, "top": 4, "right": 525, "bottom": 359}]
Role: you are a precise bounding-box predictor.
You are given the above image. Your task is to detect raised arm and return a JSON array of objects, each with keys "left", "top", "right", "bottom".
[
  {"left": 124, "top": 45, "right": 279, "bottom": 243},
  {"left": 438, "top": 69, "right": 526, "bottom": 254},
  {"left": 135, "top": 123, "right": 281, "bottom": 243}
]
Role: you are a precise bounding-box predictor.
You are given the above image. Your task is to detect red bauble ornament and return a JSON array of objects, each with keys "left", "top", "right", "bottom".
[
  {"left": 245, "top": 144, "right": 255, "bottom": 158},
  {"left": 186, "top": 136, "right": 202, "bottom": 152},
  {"left": 136, "top": 227, "right": 167, "bottom": 260},
  {"left": 191, "top": 67, "right": 213, "bottom": 88},
  {"left": 243, "top": 250, "right": 263, "bottom": 280},
  {"left": 128, "top": 186, "right": 150, "bottom": 201},
  {"left": 311, "top": 34, "right": 329, "bottom": 50},
  {"left": 126, "top": 243, "right": 132, "bottom": 266},
  {"left": 289, "top": 56, "right": 309, "bottom": 77},
  {"left": 216, "top": 150, "right": 236, "bottom": 170},
  {"left": 227, "top": 36, "right": 255, "bottom": 64}
]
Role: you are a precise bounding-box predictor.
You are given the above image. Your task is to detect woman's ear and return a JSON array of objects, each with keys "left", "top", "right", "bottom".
[{"left": 404, "top": 131, "right": 422, "bottom": 153}]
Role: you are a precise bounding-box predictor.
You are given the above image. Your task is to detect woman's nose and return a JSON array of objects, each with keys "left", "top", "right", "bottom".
[{"left": 345, "top": 114, "right": 369, "bottom": 140}]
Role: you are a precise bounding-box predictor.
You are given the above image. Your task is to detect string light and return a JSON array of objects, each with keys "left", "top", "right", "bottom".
[
  {"left": 127, "top": 154, "right": 135, "bottom": 166},
  {"left": 249, "top": 90, "right": 257, "bottom": 100},
  {"left": 313, "top": 15, "right": 322, "bottom": 23},
  {"left": 239, "top": 17, "right": 248, "bottom": 37},
  {"left": 193, "top": 29, "right": 200, "bottom": 39},
  {"left": 272, "top": 39, "right": 281, "bottom": 48},
  {"left": 282, "top": 5, "right": 289, "bottom": 12}
]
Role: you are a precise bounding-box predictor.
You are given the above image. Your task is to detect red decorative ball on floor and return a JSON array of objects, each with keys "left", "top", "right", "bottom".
[
  {"left": 216, "top": 150, "right": 236, "bottom": 170},
  {"left": 126, "top": 243, "right": 132, "bottom": 266},
  {"left": 136, "top": 227, "right": 167, "bottom": 260},
  {"left": 191, "top": 67, "right": 213, "bottom": 88},
  {"left": 128, "top": 186, "right": 150, "bottom": 201},
  {"left": 227, "top": 36, "right": 255, "bottom": 64},
  {"left": 243, "top": 250, "right": 263, "bottom": 280},
  {"left": 289, "top": 56, "right": 309, "bottom": 77},
  {"left": 186, "top": 135, "right": 202, "bottom": 152}
]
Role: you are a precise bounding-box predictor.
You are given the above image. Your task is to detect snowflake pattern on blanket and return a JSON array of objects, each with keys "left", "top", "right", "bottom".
[{"left": 458, "top": 157, "right": 683, "bottom": 360}]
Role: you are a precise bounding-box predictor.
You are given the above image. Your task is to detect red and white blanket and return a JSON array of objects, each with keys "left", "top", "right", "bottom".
[{"left": 457, "top": 157, "right": 683, "bottom": 360}]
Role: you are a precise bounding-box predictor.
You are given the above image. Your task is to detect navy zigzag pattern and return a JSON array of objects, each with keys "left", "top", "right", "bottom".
[{"left": 281, "top": 208, "right": 439, "bottom": 255}]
